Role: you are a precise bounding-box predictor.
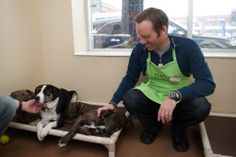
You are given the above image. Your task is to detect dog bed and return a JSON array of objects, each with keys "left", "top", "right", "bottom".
[
  {"left": 9, "top": 104, "right": 129, "bottom": 157},
  {"left": 199, "top": 113, "right": 236, "bottom": 157}
]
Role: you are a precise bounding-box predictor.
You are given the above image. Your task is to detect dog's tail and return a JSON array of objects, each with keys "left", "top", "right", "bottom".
[{"left": 69, "top": 90, "right": 78, "bottom": 103}]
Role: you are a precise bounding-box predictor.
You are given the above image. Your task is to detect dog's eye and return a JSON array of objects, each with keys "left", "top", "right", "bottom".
[
  {"left": 35, "top": 89, "right": 40, "bottom": 94},
  {"left": 44, "top": 90, "right": 51, "bottom": 96},
  {"left": 45, "top": 88, "right": 56, "bottom": 96},
  {"left": 35, "top": 86, "right": 42, "bottom": 94}
]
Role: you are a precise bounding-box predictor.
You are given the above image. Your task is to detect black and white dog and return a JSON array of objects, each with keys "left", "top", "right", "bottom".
[{"left": 35, "top": 84, "right": 78, "bottom": 141}]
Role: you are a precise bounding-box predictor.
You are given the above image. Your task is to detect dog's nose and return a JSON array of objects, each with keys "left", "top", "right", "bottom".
[{"left": 35, "top": 96, "right": 40, "bottom": 101}]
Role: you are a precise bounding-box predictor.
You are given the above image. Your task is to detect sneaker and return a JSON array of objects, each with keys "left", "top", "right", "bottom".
[
  {"left": 0, "top": 134, "right": 10, "bottom": 145},
  {"left": 172, "top": 134, "right": 189, "bottom": 152},
  {"left": 139, "top": 130, "right": 158, "bottom": 144}
]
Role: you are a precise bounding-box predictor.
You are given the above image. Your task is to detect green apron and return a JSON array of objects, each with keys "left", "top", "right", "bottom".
[{"left": 135, "top": 49, "right": 190, "bottom": 104}]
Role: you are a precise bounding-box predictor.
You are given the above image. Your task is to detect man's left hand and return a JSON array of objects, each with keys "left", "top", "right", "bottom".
[{"left": 157, "top": 97, "right": 177, "bottom": 124}]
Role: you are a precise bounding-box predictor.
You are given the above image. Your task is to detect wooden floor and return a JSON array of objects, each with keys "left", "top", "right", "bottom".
[
  {"left": 0, "top": 119, "right": 204, "bottom": 157},
  {"left": 204, "top": 116, "right": 236, "bottom": 156}
]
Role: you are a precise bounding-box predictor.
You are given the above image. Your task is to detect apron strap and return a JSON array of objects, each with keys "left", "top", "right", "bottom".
[
  {"left": 172, "top": 49, "right": 177, "bottom": 61},
  {"left": 147, "top": 52, "right": 151, "bottom": 62}
]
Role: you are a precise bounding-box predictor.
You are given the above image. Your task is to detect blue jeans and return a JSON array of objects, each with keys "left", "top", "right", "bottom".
[
  {"left": 122, "top": 89, "right": 211, "bottom": 135},
  {"left": 0, "top": 95, "right": 17, "bottom": 135}
]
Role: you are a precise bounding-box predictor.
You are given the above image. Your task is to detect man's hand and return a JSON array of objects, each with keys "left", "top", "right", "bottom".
[
  {"left": 97, "top": 104, "right": 115, "bottom": 117},
  {"left": 157, "top": 97, "right": 177, "bottom": 124},
  {"left": 21, "top": 99, "right": 42, "bottom": 114}
]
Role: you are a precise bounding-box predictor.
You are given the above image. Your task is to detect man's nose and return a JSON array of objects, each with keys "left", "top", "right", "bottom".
[{"left": 139, "top": 38, "right": 146, "bottom": 45}]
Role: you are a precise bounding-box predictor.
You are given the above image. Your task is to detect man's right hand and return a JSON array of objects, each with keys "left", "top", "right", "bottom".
[{"left": 97, "top": 104, "right": 115, "bottom": 117}]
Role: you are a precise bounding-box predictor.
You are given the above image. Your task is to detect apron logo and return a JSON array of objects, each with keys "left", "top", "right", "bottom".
[
  {"left": 169, "top": 76, "right": 181, "bottom": 83},
  {"left": 154, "top": 73, "right": 181, "bottom": 83},
  {"left": 154, "top": 73, "right": 168, "bottom": 81}
]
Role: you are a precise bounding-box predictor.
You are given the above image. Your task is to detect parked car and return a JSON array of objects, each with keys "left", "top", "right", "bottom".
[
  {"left": 93, "top": 19, "right": 130, "bottom": 48},
  {"left": 168, "top": 21, "right": 234, "bottom": 49},
  {"left": 93, "top": 19, "right": 235, "bottom": 49}
]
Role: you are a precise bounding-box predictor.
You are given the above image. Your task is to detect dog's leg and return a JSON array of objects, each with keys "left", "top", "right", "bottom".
[
  {"left": 40, "top": 121, "right": 58, "bottom": 138},
  {"left": 58, "top": 117, "right": 85, "bottom": 147},
  {"left": 37, "top": 120, "right": 48, "bottom": 141}
]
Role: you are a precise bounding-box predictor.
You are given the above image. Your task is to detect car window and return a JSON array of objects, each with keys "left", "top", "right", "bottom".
[
  {"left": 97, "top": 22, "right": 122, "bottom": 34},
  {"left": 168, "top": 23, "right": 186, "bottom": 37}
]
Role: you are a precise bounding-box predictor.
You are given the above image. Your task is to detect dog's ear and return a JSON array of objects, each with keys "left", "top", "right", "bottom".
[
  {"left": 100, "top": 110, "right": 113, "bottom": 118},
  {"left": 35, "top": 85, "right": 43, "bottom": 94},
  {"left": 69, "top": 90, "right": 78, "bottom": 103},
  {"left": 56, "top": 89, "right": 74, "bottom": 114}
]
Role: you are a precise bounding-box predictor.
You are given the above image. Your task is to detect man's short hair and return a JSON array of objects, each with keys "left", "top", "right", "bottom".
[{"left": 135, "top": 7, "right": 169, "bottom": 35}]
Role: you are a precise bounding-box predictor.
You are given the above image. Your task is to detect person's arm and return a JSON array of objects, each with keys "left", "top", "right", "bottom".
[
  {"left": 14, "top": 100, "right": 21, "bottom": 110},
  {"left": 109, "top": 44, "right": 144, "bottom": 106},
  {"left": 177, "top": 40, "right": 216, "bottom": 100},
  {"left": 15, "top": 99, "right": 41, "bottom": 114},
  {"left": 97, "top": 44, "right": 145, "bottom": 117}
]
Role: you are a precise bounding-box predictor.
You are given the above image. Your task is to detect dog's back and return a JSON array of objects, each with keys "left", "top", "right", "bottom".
[
  {"left": 65, "top": 102, "right": 128, "bottom": 136},
  {"left": 58, "top": 102, "right": 129, "bottom": 147}
]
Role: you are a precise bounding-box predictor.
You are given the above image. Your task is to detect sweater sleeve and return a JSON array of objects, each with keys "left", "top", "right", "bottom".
[
  {"left": 109, "top": 45, "right": 143, "bottom": 105},
  {"left": 177, "top": 41, "right": 216, "bottom": 100}
]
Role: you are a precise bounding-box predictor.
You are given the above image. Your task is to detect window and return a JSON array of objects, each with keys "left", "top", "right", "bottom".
[{"left": 85, "top": 0, "right": 236, "bottom": 55}]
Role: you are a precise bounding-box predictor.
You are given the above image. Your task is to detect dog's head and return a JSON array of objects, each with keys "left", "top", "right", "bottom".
[
  {"left": 35, "top": 84, "right": 59, "bottom": 104},
  {"left": 10, "top": 89, "right": 35, "bottom": 101},
  {"left": 35, "top": 84, "right": 78, "bottom": 112}
]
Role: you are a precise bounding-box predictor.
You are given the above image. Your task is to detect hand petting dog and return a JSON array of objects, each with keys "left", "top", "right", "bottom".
[
  {"left": 97, "top": 103, "right": 115, "bottom": 117},
  {"left": 18, "top": 99, "right": 42, "bottom": 114}
]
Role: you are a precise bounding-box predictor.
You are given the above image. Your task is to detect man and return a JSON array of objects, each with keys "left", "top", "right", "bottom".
[
  {"left": 0, "top": 95, "right": 41, "bottom": 144},
  {"left": 97, "top": 7, "right": 215, "bottom": 152}
]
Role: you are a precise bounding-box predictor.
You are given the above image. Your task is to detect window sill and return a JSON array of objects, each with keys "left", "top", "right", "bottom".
[
  {"left": 75, "top": 49, "right": 236, "bottom": 58},
  {"left": 75, "top": 49, "right": 131, "bottom": 57}
]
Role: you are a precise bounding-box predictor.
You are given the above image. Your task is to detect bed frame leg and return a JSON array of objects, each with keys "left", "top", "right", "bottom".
[{"left": 104, "top": 144, "right": 115, "bottom": 157}]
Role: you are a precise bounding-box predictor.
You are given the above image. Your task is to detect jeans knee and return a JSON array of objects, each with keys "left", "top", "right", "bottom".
[
  {"left": 191, "top": 97, "right": 211, "bottom": 121},
  {"left": 6, "top": 102, "right": 17, "bottom": 119},
  {"left": 123, "top": 89, "right": 143, "bottom": 114},
  {"left": 0, "top": 96, "right": 17, "bottom": 120}
]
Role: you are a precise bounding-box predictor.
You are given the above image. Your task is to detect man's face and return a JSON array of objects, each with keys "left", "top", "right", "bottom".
[{"left": 136, "top": 20, "right": 164, "bottom": 51}]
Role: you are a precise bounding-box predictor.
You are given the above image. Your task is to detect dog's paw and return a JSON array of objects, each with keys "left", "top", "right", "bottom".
[
  {"left": 58, "top": 138, "right": 68, "bottom": 147},
  {"left": 37, "top": 131, "right": 45, "bottom": 141},
  {"left": 37, "top": 126, "right": 45, "bottom": 141},
  {"left": 37, "top": 128, "right": 48, "bottom": 141},
  {"left": 41, "top": 129, "right": 49, "bottom": 137}
]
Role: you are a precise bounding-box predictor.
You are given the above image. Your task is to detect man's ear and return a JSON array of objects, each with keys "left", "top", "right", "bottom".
[
  {"left": 160, "top": 25, "right": 167, "bottom": 34},
  {"left": 156, "top": 25, "right": 167, "bottom": 38}
]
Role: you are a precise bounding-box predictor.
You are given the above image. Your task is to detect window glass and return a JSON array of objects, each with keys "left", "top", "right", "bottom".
[
  {"left": 90, "top": 0, "right": 236, "bottom": 50},
  {"left": 193, "top": 0, "right": 236, "bottom": 49}
]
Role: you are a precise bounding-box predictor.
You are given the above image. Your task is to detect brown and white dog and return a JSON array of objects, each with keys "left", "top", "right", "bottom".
[
  {"left": 35, "top": 84, "right": 78, "bottom": 141},
  {"left": 58, "top": 102, "right": 129, "bottom": 147}
]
